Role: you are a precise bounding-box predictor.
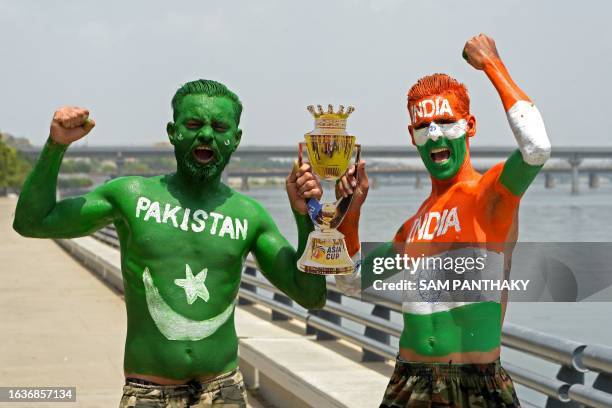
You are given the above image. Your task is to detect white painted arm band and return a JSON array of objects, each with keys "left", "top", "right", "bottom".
[
  {"left": 334, "top": 250, "right": 361, "bottom": 297},
  {"left": 506, "top": 100, "right": 551, "bottom": 166}
]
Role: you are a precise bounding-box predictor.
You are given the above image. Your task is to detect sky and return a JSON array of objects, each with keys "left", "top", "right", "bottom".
[{"left": 0, "top": 0, "right": 611, "bottom": 147}]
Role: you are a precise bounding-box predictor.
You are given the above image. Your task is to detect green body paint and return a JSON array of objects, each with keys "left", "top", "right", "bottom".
[
  {"left": 13, "top": 81, "right": 326, "bottom": 380},
  {"left": 399, "top": 302, "right": 501, "bottom": 355},
  {"left": 500, "top": 149, "right": 544, "bottom": 196},
  {"left": 416, "top": 135, "right": 467, "bottom": 181}
]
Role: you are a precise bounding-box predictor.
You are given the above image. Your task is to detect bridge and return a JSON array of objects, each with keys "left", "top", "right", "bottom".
[
  {"left": 3, "top": 196, "right": 612, "bottom": 408},
  {"left": 18, "top": 145, "right": 612, "bottom": 194},
  {"left": 225, "top": 164, "right": 612, "bottom": 192},
  {"left": 16, "top": 145, "right": 612, "bottom": 160}
]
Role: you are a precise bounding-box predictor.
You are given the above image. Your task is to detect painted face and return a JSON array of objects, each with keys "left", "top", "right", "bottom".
[
  {"left": 169, "top": 94, "right": 241, "bottom": 182},
  {"left": 409, "top": 94, "right": 469, "bottom": 180}
]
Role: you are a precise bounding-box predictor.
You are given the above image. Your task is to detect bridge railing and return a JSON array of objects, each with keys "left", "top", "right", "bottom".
[{"left": 94, "top": 226, "right": 612, "bottom": 408}]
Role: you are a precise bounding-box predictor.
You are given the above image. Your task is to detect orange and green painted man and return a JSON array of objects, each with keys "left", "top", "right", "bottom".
[{"left": 336, "top": 34, "right": 551, "bottom": 406}]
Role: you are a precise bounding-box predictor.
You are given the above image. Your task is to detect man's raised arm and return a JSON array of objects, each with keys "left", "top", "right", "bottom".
[
  {"left": 251, "top": 163, "right": 327, "bottom": 309},
  {"left": 463, "top": 34, "right": 551, "bottom": 196},
  {"left": 13, "top": 107, "right": 116, "bottom": 238}
]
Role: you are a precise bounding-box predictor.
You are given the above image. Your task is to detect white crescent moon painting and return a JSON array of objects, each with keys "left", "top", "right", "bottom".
[{"left": 142, "top": 267, "right": 235, "bottom": 341}]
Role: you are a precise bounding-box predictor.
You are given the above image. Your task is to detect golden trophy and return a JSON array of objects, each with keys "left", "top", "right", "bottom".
[{"left": 297, "top": 104, "right": 361, "bottom": 275}]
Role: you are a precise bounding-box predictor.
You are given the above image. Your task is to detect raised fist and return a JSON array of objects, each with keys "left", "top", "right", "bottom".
[
  {"left": 50, "top": 106, "right": 95, "bottom": 145},
  {"left": 462, "top": 33, "right": 500, "bottom": 70}
]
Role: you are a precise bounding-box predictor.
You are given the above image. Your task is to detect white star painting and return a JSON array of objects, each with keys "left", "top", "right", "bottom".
[{"left": 174, "top": 264, "right": 210, "bottom": 305}]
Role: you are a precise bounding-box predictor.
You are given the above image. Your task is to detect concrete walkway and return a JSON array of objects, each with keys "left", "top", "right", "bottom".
[{"left": 0, "top": 197, "right": 126, "bottom": 407}]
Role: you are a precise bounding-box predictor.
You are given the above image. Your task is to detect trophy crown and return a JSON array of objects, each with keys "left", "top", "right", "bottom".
[
  {"left": 306, "top": 104, "right": 355, "bottom": 136},
  {"left": 307, "top": 104, "right": 355, "bottom": 119}
]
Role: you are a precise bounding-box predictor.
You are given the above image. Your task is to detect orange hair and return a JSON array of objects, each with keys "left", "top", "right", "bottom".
[{"left": 407, "top": 73, "right": 470, "bottom": 117}]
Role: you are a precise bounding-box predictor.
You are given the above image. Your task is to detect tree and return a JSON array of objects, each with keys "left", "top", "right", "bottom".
[{"left": 0, "top": 138, "right": 31, "bottom": 194}]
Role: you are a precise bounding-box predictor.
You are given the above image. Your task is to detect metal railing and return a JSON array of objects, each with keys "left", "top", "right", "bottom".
[{"left": 93, "top": 226, "right": 612, "bottom": 408}]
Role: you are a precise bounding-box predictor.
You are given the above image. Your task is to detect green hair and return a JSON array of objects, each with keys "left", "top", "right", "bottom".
[{"left": 171, "top": 79, "right": 243, "bottom": 124}]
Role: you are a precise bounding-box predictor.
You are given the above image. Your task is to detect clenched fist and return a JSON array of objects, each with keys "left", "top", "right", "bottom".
[
  {"left": 286, "top": 162, "right": 322, "bottom": 215},
  {"left": 50, "top": 106, "right": 96, "bottom": 145},
  {"left": 335, "top": 160, "right": 368, "bottom": 207},
  {"left": 462, "top": 33, "right": 500, "bottom": 70}
]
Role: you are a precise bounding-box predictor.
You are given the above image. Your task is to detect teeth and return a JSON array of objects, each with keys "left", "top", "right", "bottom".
[{"left": 430, "top": 147, "right": 449, "bottom": 153}]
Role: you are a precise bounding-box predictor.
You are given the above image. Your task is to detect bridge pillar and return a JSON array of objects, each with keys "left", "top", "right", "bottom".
[
  {"left": 115, "top": 152, "right": 125, "bottom": 177},
  {"left": 568, "top": 156, "right": 582, "bottom": 195},
  {"left": 415, "top": 174, "right": 422, "bottom": 189},
  {"left": 589, "top": 172, "right": 600, "bottom": 189},
  {"left": 545, "top": 172, "right": 555, "bottom": 189},
  {"left": 240, "top": 176, "right": 250, "bottom": 191}
]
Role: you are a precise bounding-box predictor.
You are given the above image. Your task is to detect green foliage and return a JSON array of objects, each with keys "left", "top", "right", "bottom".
[
  {"left": 100, "top": 162, "right": 118, "bottom": 173},
  {"left": 122, "top": 161, "right": 151, "bottom": 174},
  {"left": 0, "top": 138, "right": 31, "bottom": 192},
  {"left": 61, "top": 159, "right": 92, "bottom": 173}
]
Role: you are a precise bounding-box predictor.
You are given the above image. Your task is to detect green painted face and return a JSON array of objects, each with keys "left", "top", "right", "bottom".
[
  {"left": 416, "top": 135, "right": 467, "bottom": 180},
  {"left": 168, "top": 94, "right": 242, "bottom": 183}
]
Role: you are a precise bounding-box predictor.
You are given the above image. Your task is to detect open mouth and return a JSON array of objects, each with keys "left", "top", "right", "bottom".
[
  {"left": 430, "top": 147, "right": 451, "bottom": 164},
  {"left": 192, "top": 146, "right": 215, "bottom": 164}
]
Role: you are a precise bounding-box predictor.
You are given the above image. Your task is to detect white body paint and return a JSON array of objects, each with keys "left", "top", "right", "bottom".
[
  {"left": 143, "top": 268, "right": 234, "bottom": 341},
  {"left": 135, "top": 197, "right": 249, "bottom": 240},
  {"left": 174, "top": 265, "right": 209, "bottom": 305},
  {"left": 407, "top": 206, "right": 461, "bottom": 243},
  {"left": 410, "top": 97, "right": 454, "bottom": 122},
  {"left": 334, "top": 250, "right": 362, "bottom": 297},
  {"left": 506, "top": 101, "right": 551, "bottom": 166},
  {"left": 412, "top": 120, "right": 468, "bottom": 146}
]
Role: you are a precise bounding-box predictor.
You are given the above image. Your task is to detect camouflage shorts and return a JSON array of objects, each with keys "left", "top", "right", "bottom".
[
  {"left": 380, "top": 357, "right": 521, "bottom": 408},
  {"left": 119, "top": 369, "right": 247, "bottom": 408}
]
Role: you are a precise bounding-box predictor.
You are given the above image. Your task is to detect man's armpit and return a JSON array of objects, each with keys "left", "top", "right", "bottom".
[{"left": 477, "top": 164, "right": 520, "bottom": 232}]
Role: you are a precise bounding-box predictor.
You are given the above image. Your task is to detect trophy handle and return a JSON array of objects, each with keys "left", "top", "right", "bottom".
[
  {"left": 329, "top": 143, "right": 361, "bottom": 229},
  {"left": 298, "top": 142, "right": 306, "bottom": 168},
  {"left": 353, "top": 144, "right": 362, "bottom": 182}
]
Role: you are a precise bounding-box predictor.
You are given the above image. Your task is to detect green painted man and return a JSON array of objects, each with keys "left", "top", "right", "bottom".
[{"left": 13, "top": 79, "right": 326, "bottom": 407}]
